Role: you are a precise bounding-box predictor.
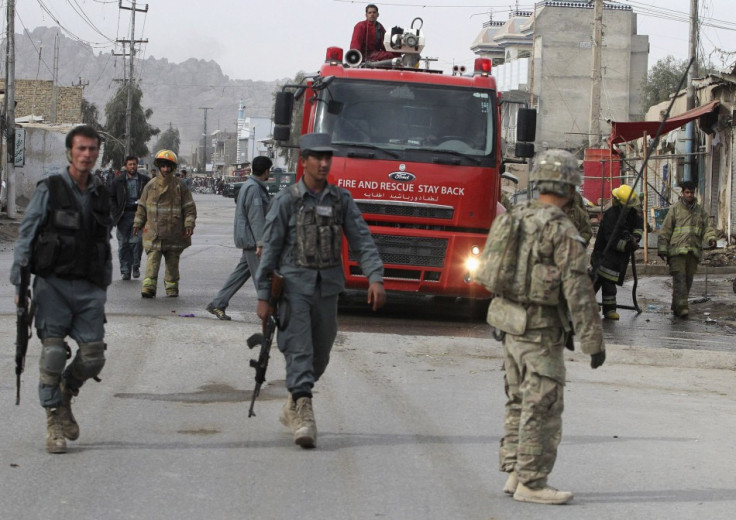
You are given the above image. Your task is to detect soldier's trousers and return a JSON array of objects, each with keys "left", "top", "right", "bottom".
[
  {"left": 669, "top": 253, "right": 699, "bottom": 313},
  {"left": 500, "top": 327, "right": 566, "bottom": 489},
  {"left": 144, "top": 249, "right": 183, "bottom": 285},
  {"left": 209, "top": 249, "right": 259, "bottom": 310},
  {"left": 33, "top": 275, "right": 107, "bottom": 407},
  {"left": 276, "top": 286, "right": 339, "bottom": 398}
]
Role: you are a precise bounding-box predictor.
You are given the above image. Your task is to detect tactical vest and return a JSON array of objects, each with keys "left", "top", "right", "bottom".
[
  {"left": 475, "top": 202, "right": 565, "bottom": 306},
  {"left": 288, "top": 183, "right": 343, "bottom": 269},
  {"left": 31, "top": 175, "right": 112, "bottom": 288}
]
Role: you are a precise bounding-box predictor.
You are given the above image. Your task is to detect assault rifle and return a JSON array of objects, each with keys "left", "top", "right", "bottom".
[
  {"left": 15, "top": 262, "right": 32, "bottom": 405},
  {"left": 246, "top": 271, "right": 285, "bottom": 417}
]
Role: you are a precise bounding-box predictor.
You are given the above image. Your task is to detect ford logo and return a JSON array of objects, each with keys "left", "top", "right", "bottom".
[{"left": 388, "top": 171, "right": 416, "bottom": 182}]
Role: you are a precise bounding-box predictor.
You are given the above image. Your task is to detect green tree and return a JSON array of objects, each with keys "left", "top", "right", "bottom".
[
  {"left": 81, "top": 98, "right": 103, "bottom": 131},
  {"left": 154, "top": 124, "right": 181, "bottom": 155},
  {"left": 641, "top": 56, "right": 717, "bottom": 112},
  {"left": 102, "top": 82, "right": 160, "bottom": 169}
]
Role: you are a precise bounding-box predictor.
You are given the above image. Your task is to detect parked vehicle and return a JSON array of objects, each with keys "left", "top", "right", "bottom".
[{"left": 222, "top": 171, "right": 296, "bottom": 201}]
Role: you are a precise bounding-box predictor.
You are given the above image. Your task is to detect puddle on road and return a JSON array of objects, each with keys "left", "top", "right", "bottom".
[{"left": 114, "top": 381, "right": 287, "bottom": 404}]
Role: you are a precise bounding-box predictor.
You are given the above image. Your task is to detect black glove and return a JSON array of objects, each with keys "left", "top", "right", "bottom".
[
  {"left": 629, "top": 237, "right": 639, "bottom": 252},
  {"left": 590, "top": 351, "right": 606, "bottom": 369}
]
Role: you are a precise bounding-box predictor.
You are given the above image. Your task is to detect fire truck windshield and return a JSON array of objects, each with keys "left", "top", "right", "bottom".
[{"left": 313, "top": 79, "right": 495, "bottom": 163}]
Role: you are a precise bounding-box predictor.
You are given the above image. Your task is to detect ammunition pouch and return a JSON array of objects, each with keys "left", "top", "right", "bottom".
[{"left": 486, "top": 297, "right": 527, "bottom": 336}]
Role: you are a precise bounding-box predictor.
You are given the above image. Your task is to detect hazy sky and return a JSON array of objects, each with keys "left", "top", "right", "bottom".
[{"left": 13, "top": 0, "right": 736, "bottom": 81}]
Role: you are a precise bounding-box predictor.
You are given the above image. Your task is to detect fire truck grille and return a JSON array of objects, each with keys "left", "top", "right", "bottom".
[
  {"left": 349, "top": 235, "right": 447, "bottom": 268},
  {"left": 356, "top": 202, "right": 454, "bottom": 220}
]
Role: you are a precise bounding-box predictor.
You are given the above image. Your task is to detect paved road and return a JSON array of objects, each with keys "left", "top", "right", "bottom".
[{"left": 0, "top": 194, "right": 734, "bottom": 519}]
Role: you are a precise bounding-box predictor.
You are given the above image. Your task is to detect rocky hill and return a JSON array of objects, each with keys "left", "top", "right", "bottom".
[{"left": 7, "top": 27, "right": 284, "bottom": 157}]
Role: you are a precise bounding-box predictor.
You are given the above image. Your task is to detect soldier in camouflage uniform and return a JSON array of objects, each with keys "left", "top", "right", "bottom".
[
  {"left": 657, "top": 180, "right": 716, "bottom": 317},
  {"left": 563, "top": 191, "right": 593, "bottom": 246},
  {"left": 481, "top": 149, "right": 605, "bottom": 504}
]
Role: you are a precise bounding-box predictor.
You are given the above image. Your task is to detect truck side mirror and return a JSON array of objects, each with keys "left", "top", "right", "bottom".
[
  {"left": 516, "top": 107, "right": 536, "bottom": 158},
  {"left": 274, "top": 92, "right": 294, "bottom": 126},
  {"left": 273, "top": 125, "right": 291, "bottom": 141}
]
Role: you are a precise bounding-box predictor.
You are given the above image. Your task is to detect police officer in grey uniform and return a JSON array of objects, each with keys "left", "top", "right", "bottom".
[
  {"left": 256, "top": 133, "right": 386, "bottom": 449},
  {"left": 206, "top": 156, "right": 273, "bottom": 320},
  {"left": 10, "top": 125, "right": 112, "bottom": 454}
]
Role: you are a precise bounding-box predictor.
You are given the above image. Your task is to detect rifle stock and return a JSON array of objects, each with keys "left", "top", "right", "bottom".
[
  {"left": 15, "top": 263, "right": 32, "bottom": 405},
  {"left": 246, "top": 271, "right": 285, "bottom": 417}
]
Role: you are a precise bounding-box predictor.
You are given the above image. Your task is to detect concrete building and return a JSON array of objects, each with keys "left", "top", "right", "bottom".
[{"left": 472, "top": 1, "right": 649, "bottom": 153}]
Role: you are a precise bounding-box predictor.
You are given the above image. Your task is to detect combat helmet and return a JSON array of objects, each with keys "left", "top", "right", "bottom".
[
  {"left": 153, "top": 149, "right": 178, "bottom": 169},
  {"left": 530, "top": 149, "right": 581, "bottom": 197},
  {"left": 612, "top": 184, "right": 639, "bottom": 207}
]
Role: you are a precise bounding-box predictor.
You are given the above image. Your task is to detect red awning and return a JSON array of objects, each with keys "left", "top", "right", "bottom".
[{"left": 608, "top": 100, "right": 720, "bottom": 145}]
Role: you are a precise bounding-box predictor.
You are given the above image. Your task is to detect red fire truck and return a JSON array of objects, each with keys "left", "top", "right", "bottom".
[{"left": 274, "top": 29, "right": 534, "bottom": 306}]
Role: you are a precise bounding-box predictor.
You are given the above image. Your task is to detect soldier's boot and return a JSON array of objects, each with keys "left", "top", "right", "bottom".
[
  {"left": 141, "top": 277, "right": 157, "bottom": 298},
  {"left": 293, "top": 397, "right": 317, "bottom": 449},
  {"left": 513, "top": 483, "right": 573, "bottom": 505},
  {"left": 45, "top": 408, "right": 67, "bottom": 454},
  {"left": 503, "top": 472, "right": 518, "bottom": 495},
  {"left": 165, "top": 281, "right": 179, "bottom": 297},
  {"left": 58, "top": 381, "right": 80, "bottom": 441},
  {"left": 279, "top": 394, "right": 297, "bottom": 430}
]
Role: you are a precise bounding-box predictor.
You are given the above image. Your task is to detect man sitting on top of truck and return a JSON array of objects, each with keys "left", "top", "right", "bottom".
[{"left": 350, "top": 3, "right": 400, "bottom": 62}]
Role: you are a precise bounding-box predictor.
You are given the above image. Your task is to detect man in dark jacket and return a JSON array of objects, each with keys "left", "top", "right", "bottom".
[
  {"left": 110, "top": 156, "right": 149, "bottom": 279},
  {"left": 590, "top": 185, "right": 643, "bottom": 320}
]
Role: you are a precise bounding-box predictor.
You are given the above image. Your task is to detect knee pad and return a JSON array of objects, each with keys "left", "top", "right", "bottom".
[
  {"left": 67, "top": 341, "right": 107, "bottom": 383},
  {"left": 39, "top": 338, "right": 69, "bottom": 386}
]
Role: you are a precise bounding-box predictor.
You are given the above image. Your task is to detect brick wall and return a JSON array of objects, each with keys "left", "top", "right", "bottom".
[{"left": 0, "top": 79, "right": 83, "bottom": 124}]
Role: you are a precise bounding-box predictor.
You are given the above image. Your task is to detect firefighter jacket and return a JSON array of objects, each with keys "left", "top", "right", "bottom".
[
  {"left": 134, "top": 174, "right": 197, "bottom": 251},
  {"left": 111, "top": 171, "right": 150, "bottom": 225},
  {"left": 591, "top": 202, "right": 644, "bottom": 285},
  {"left": 657, "top": 196, "right": 716, "bottom": 259}
]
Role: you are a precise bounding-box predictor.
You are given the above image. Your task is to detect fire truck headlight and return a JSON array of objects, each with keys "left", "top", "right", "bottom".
[{"left": 465, "top": 257, "right": 480, "bottom": 273}]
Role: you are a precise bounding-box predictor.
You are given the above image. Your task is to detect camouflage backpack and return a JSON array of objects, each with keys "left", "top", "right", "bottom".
[{"left": 474, "top": 203, "right": 566, "bottom": 305}]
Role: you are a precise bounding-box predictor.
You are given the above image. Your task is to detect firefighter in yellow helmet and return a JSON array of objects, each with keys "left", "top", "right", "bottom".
[
  {"left": 590, "top": 184, "right": 643, "bottom": 319},
  {"left": 133, "top": 150, "right": 197, "bottom": 297}
]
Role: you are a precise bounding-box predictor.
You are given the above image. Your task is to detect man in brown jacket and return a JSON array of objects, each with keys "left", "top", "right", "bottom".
[{"left": 133, "top": 149, "right": 197, "bottom": 297}]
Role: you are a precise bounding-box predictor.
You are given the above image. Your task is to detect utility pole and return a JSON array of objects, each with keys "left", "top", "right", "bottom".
[
  {"left": 684, "top": 0, "right": 698, "bottom": 183},
  {"left": 51, "top": 32, "right": 59, "bottom": 123},
  {"left": 199, "top": 107, "right": 213, "bottom": 173},
  {"left": 117, "top": 0, "right": 148, "bottom": 157},
  {"left": 4, "top": 0, "right": 17, "bottom": 218},
  {"left": 588, "top": 0, "right": 603, "bottom": 148}
]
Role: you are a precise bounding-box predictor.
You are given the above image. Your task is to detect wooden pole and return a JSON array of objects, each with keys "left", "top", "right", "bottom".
[{"left": 643, "top": 131, "right": 649, "bottom": 264}]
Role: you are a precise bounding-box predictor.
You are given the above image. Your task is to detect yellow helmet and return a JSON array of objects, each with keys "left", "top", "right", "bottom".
[
  {"left": 153, "top": 149, "right": 178, "bottom": 169},
  {"left": 612, "top": 184, "right": 638, "bottom": 206}
]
